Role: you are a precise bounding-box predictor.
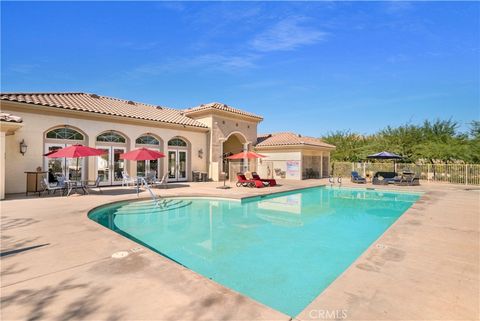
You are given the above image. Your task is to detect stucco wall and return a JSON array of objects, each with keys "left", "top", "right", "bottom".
[
  {"left": 2, "top": 105, "right": 208, "bottom": 194},
  {"left": 256, "top": 151, "right": 303, "bottom": 180},
  {"left": 189, "top": 112, "right": 260, "bottom": 181}
]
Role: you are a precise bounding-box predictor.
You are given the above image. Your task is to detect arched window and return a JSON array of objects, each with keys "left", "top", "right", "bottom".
[
  {"left": 136, "top": 135, "right": 160, "bottom": 145},
  {"left": 46, "top": 127, "right": 84, "bottom": 140},
  {"left": 168, "top": 138, "right": 187, "bottom": 147},
  {"left": 44, "top": 126, "right": 86, "bottom": 182},
  {"left": 96, "top": 131, "right": 126, "bottom": 143}
]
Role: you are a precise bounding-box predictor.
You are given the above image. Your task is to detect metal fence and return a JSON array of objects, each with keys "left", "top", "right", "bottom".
[{"left": 331, "top": 162, "right": 480, "bottom": 185}]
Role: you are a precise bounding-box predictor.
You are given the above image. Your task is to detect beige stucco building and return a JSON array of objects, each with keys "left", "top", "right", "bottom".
[{"left": 0, "top": 92, "right": 334, "bottom": 199}]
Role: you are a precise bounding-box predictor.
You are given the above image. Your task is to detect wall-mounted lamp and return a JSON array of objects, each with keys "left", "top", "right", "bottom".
[
  {"left": 198, "top": 148, "right": 203, "bottom": 159},
  {"left": 19, "top": 139, "right": 28, "bottom": 155}
]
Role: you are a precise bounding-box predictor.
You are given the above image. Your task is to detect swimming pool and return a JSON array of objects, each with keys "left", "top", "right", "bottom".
[{"left": 88, "top": 187, "right": 420, "bottom": 316}]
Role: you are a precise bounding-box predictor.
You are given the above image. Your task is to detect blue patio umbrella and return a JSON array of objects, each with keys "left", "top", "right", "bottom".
[
  {"left": 367, "top": 151, "right": 403, "bottom": 172},
  {"left": 367, "top": 151, "right": 403, "bottom": 159}
]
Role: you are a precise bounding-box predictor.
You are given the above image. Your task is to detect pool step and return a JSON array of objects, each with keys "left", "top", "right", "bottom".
[{"left": 114, "top": 200, "right": 192, "bottom": 215}]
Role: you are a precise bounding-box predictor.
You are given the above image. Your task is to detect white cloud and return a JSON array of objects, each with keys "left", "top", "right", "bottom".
[
  {"left": 251, "top": 17, "right": 328, "bottom": 52},
  {"left": 385, "top": 1, "right": 413, "bottom": 14},
  {"left": 9, "top": 64, "right": 38, "bottom": 74},
  {"left": 154, "top": 2, "right": 186, "bottom": 12},
  {"left": 128, "top": 53, "right": 259, "bottom": 77}
]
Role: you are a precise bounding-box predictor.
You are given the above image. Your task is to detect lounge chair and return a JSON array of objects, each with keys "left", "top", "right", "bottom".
[
  {"left": 152, "top": 173, "right": 169, "bottom": 189},
  {"left": 84, "top": 176, "right": 102, "bottom": 193},
  {"left": 41, "top": 177, "right": 65, "bottom": 195},
  {"left": 252, "top": 172, "right": 277, "bottom": 186},
  {"left": 121, "top": 171, "right": 136, "bottom": 186},
  {"left": 372, "top": 172, "right": 399, "bottom": 185},
  {"left": 394, "top": 174, "right": 420, "bottom": 186},
  {"left": 236, "top": 173, "right": 264, "bottom": 188},
  {"left": 351, "top": 171, "right": 367, "bottom": 184}
]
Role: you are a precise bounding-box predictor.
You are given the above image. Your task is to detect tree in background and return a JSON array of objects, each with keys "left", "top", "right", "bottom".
[
  {"left": 322, "top": 119, "right": 480, "bottom": 163},
  {"left": 320, "top": 130, "right": 371, "bottom": 162},
  {"left": 468, "top": 121, "right": 480, "bottom": 163}
]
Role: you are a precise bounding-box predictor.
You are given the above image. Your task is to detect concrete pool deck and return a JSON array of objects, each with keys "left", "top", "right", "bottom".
[{"left": 1, "top": 180, "right": 479, "bottom": 320}]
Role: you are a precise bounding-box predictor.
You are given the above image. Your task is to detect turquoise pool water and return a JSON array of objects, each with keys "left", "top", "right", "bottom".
[{"left": 88, "top": 187, "right": 420, "bottom": 316}]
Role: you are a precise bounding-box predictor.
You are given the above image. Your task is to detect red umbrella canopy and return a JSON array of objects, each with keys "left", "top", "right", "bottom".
[
  {"left": 227, "top": 151, "right": 266, "bottom": 160},
  {"left": 46, "top": 144, "right": 106, "bottom": 158},
  {"left": 120, "top": 147, "right": 165, "bottom": 161}
]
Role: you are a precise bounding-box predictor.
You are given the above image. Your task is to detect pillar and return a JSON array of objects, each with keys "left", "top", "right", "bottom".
[
  {"left": 320, "top": 151, "right": 323, "bottom": 179},
  {"left": 213, "top": 138, "right": 225, "bottom": 181},
  {"left": 87, "top": 135, "right": 96, "bottom": 181},
  {"left": 243, "top": 142, "right": 250, "bottom": 172}
]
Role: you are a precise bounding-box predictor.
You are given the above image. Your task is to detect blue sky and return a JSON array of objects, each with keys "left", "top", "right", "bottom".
[{"left": 2, "top": 1, "right": 479, "bottom": 136}]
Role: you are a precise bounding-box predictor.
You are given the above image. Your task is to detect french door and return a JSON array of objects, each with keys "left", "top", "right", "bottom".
[
  {"left": 44, "top": 143, "right": 85, "bottom": 182},
  {"left": 168, "top": 150, "right": 187, "bottom": 182},
  {"left": 137, "top": 159, "right": 159, "bottom": 178},
  {"left": 96, "top": 146, "right": 126, "bottom": 185}
]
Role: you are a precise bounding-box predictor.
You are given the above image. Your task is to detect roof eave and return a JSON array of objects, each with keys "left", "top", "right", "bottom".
[
  {"left": 0, "top": 100, "right": 210, "bottom": 131},
  {"left": 184, "top": 107, "right": 263, "bottom": 122},
  {"left": 255, "top": 144, "right": 335, "bottom": 150}
]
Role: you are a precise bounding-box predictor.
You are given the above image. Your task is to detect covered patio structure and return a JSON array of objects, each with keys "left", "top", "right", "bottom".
[{"left": 255, "top": 132, "right": 335, "bottom": 180}]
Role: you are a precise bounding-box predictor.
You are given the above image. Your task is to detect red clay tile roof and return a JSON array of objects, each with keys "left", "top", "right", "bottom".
[
  {"left": 183, "top": 102, "right": 263, "bottom": 120},
  {"left": 0, "top": 112, "right": 23, "bottom": 123},
  {"left": 0, "top": 92, "right": 208, "bottom": 128},
  {"left": 256, "top": 132, "right": 335, "bottom": 149}
]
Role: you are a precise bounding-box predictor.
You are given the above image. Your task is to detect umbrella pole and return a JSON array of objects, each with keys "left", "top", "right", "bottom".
[{"left": 77, "top": 158, "right": 79, "bottom": 181}]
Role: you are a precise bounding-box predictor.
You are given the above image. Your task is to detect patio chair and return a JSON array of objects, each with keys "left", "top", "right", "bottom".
[
  {"left": 41, "top": 177, "right": 65, "bottom": 195},
  {"left": 56, "top": 175, "right": 66, "bottom": 188},
  {"left": 152, "top": 173, "right": 169, "bottom": 189},
  {"left": 145, "top": 171, "right": 157, "bottom": 184},
  {"left": 236, "top": 173, "right": 264, "bottom": 188},
  {"left": 394, "top": 174, "right": 420, "bottom": 186},
  {"left": 121, "top": 171, "right": 136, "bottom": 186},
  {"left": 252, "top": 172, "right": 277, "bottom": 186},
  {"left": 351, "top": 171, "right": 367, "bottom": 184},
  {"left": 84, "top": 176, "right": 103, "bottom": 194}
]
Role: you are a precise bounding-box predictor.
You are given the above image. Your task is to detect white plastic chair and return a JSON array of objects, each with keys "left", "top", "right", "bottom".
[
  {"left": 122, "top": 171, "right": 136, "bottom": 186},
  {"left": 42, "top": 177, "right": 65, "bottom": 195},
  {"left": 153, "top": 173, "right": 169, "bottom": 189},
  {"left": 85, "top": 176, "right": 102, "bottom": 194},
  {"left": 146, "top": 171, "right": 157, "bottom": 184}
]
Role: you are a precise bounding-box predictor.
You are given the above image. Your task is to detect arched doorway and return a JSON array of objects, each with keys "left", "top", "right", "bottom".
[
  {"left": 222, "top": 132, "right": 247, "bottom": 179},
  {"left": 135, "top": 134, "right": 163, "bottom": 178},
  {"left": 44, "top": 126, "right": 87, "bottom": 182},
  {"left": 95, "top": 130, "right": 128, "bottom": 185},
  {"left": 167, "top": 137, "right": 189, "bottom": 182}
]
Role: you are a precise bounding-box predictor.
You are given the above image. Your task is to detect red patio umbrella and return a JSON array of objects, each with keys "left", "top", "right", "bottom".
[
  {"left": 226, "top": 151, "right": 266, "bottom": 160},
  {"left": 119, "top": 147, "right": 165, "bottom": 161},
  {"left": 47, "top": 144, "right": 107, "bottom": 158},
  {"left": 46, "top": 144, "right": 106, "bottom": 180}
]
